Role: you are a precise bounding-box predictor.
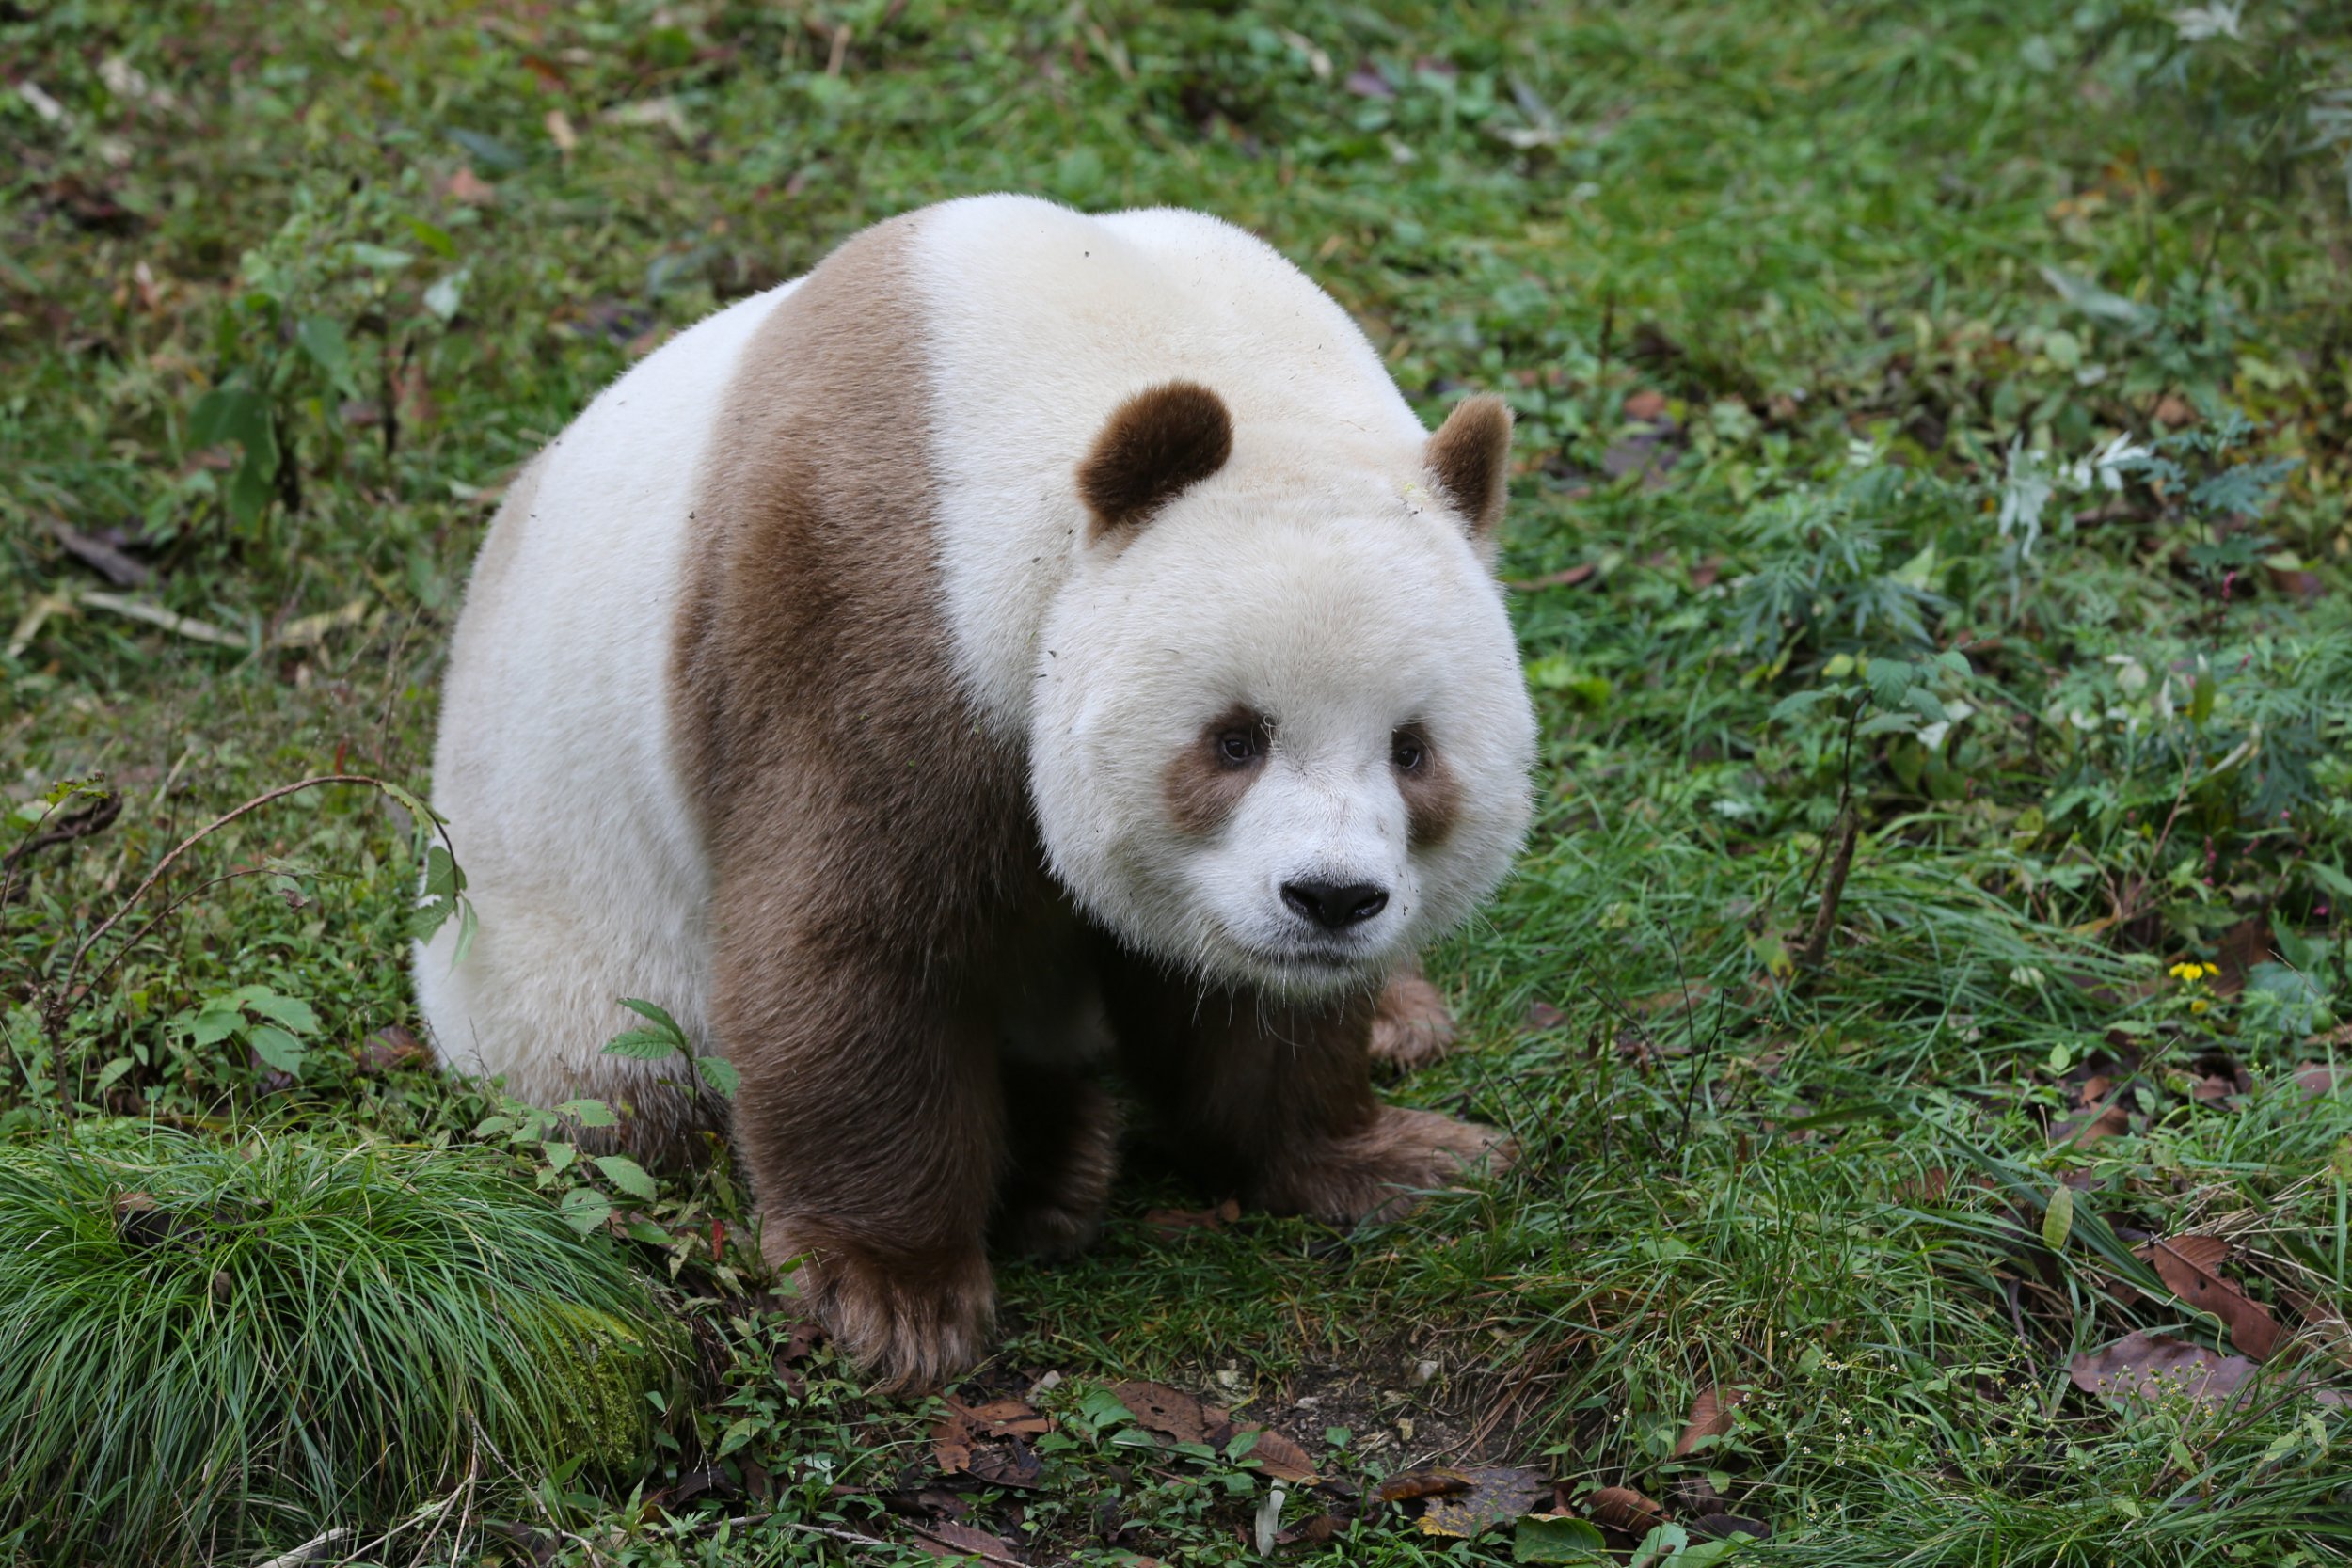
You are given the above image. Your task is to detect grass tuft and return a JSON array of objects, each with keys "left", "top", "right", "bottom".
[{"left": 0, "top": 1124, "right": 681, "bottom": 1565}]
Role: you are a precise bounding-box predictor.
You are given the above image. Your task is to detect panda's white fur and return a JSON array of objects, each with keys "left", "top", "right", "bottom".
[{"left": 417, "top": 195, "right": 1536, "bottom": 1386}]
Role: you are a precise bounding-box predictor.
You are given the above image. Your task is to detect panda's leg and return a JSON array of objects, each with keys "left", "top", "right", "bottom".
[
  {"left": 1368, "top": 956, "right": 1458, "bottom": 1071},
  {"left": 716, "top": 920, "right": 1005, "bottom": 1395},
  {"left": 993, "top": 1061, "right": 1120, "bottom": 1259},
  {"left": 1101, "top": 947, "right": 1513, "bottom": 1225}
]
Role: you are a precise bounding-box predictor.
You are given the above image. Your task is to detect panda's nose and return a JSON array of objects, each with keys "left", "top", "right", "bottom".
[{"left": 1281, "top": 879, "right": 1389, "bottom": 930}]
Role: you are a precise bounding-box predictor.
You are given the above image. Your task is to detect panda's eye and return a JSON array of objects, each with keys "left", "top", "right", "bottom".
[
  {"left": 1216, "top": 730, "right": 1260, "bottom": 766},
  {"left": 1391, "top": 732, "right": 1426, "bottom": 772}
]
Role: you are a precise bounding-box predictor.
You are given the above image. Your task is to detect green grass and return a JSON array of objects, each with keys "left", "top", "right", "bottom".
[
  {"left": 0, "top": 1126, "right": 680, "bottom": 1564},
  {"left": 6, "top": 1, "right": 2352, "bottom": 1564}
]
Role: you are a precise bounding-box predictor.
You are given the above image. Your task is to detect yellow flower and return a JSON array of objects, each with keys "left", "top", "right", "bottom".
[
  {"left": 2190, "top": 999, "right": 2210, "bottom": 1015},
  {"left": 2202, "top": 962, "right": 2219, "bottom": 977},
  {"left": 2169, "top": 961, "right": 2201, "bottom": 981}
]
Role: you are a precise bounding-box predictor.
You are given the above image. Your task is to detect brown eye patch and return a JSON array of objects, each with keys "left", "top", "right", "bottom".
[
  {"left": 1164, "top": 705, "right": 1270, "bottom": 835},
  {"left": 1392, "top": 723, "right": 1460, "bottom": 848}
]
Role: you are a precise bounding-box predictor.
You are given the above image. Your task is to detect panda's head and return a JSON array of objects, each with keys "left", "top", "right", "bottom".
[{"left": 1031, "top": 381, "right": 1536, "bottom": 998}]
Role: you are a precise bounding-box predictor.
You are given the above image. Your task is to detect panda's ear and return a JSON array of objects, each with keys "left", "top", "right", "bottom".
[
  {"left": 1422, "top": 394, "right": 1514, "bottom": 546},
  {"left": 1077, "top": 381, "right": 1233, "bottom": 544}
]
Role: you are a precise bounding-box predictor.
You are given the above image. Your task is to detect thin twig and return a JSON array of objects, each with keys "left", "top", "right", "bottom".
[{"left": 1799, "top": 806, "right": 1860, "bottom": 973}]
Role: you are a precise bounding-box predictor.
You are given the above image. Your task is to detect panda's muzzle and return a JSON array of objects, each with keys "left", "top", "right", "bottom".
[{"left": 1280, "top": 879, "right": 1390, "bottom": 931}]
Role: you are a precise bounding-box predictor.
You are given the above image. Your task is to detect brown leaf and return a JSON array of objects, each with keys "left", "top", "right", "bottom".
[
  {"left": 442, "top": 166, "right": 498, "bottom": 205},
  {"left": 1107, "top": 1380, "right": 1315, "bottom": 1481},
  {"left": 2153, "top": 394, "right": 2194, "bottom": 428},
  {"left": 1671, "top": 1383, "right": 1748, "bottom": 1458},
  {"left": 1623, "top": 388, "right": 1668, "bottom": 421},
  {"left": 1523, "top": 1000, "right": 1567, "bottom": 1030},
  {"left": 2051, "top": 1098, "right": 2132, "bottom": 1146},
  {"left": 2135, "top": 1236, "right": 2281, "bottom": 1360},
  {"left": 1377, "top": 1467, "right": 1473, "bottom": 1503},
  {"left": 913, "top": 1520, "right": 1027, "bottom": 1564},
  {"left": 544, "top": 107, "right": 579, "bottom": 153},
  {"left": 1413, "top": 1465, "right": 1547, "bottom": 1540},
  {"left": 931, "top": 1396, "right": 1051, "bottom": 1489},
  {"left": 1145, "top": 1198, "right": 1239, "bottom": 1234},
  {"left": 1692, "top": 1513, "right": 1772, "bottom": 1542},
  {"left": 1109, "top": 1379, "right": 1220, "bottom": 1445},
  {"left": 2295, "top": 1063, "right": 2338, "bottom": 1100},
  {"left": 361, "top": 1024, "right": 426, "bottom": 1072},
  {"left": 1504, "top": 563, "right": 1597, "bottom": 593},
  {"left": 2069, "top": 1330, "right": 2256, "bottom": 1410},
  {"left": 2214, "top": 916, "right": 2274, "bottom": 1000},
  {"left": 1241, "top": 1426, "right": 1318, "bottom": 1484},
  {"left": 1586, "top": 1485, "right": 1665, "bottom": 1534},
  {"left": 1344, "top": 63, "right": 1394, "bottom": 99}
]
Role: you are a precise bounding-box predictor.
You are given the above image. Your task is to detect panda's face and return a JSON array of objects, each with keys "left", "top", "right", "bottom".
[{"left": 1030, "top": 479, "right": 1535, "bottom": 997}]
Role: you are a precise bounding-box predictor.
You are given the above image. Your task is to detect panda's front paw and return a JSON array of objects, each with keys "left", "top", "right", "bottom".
[
  {"left": 1368, "top": 970, "right": 1458, "bottom": 1071},
  {"left": 771, "top": 1224, "right": 995, "bottom": 1394},
  {"left": 1259, "top": 1106, "right": 1515, "bottom": 1226}
]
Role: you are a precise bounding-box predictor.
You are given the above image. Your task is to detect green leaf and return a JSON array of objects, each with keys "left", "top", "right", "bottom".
[
  {"left": 451, "top": 898, "right": 478, "bottom": 966},
  {"left": 405, "top": 216, "right": 457, "bottom": 257},
  {"left": 450, "top": 128, "right": 526, "bottom": 170},
  {"left": 1768, "top": 688, "right": 1836, "bottom": 723},
  {"left": 247, "top": 1025, "right": 306, "bottom": 1076},
  {"left": 92, "top": 1055, "right": 135, "bottom": 1096},
  {"left": 556, "top": 1098, "right": 618, "bottom": 1129},
  {"left": 694, "top": 1056, "right": 740, "bottom": 1099},
  {"left": 1516, "top": 1514, "right": 1608, "bottom": 1563},
  {"left": 558, "top": 1186, "right": 612, "bottom": 1234},
  {"left": 294, "top": 315, "right": 358, "bottom": 399},
  {"left": 593, "top": 1154, "right": 658, "bottom": 1200},
  {"left": 601, "top": 1028, "right": 681, "bottom": 1061},
  {"left": 345, "top": 243, "right": 414, "bottom": 271},
  {"left": 623, "top": 1219, "right": 672, "bottom": 1246},
  {"left": 187, "top": 1009, "right": 244, "bottom": 1047},
  {"left": 242, "top": 991, "right": 319, "bottom": 1036},
  {"left": 540, "top": 1140, "right": 579, "bottom": 1173},
  {"left": 421, "top": 845, "right": 464, "bottom": 902},
  {"left": 2042, "top": 1183, "right": 2074, "bottom": 1252}
]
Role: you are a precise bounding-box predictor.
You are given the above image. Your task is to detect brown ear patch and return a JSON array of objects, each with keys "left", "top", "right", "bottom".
[
  {"left": 1423, "top": 394, "right": 1513, "bottom": 541},
  {"left": 1078, "top": 381, "right": 1233, "bottom": 541}
]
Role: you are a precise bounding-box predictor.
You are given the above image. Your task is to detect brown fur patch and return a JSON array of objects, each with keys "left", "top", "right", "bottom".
[
  {"left": 1162, "top": 705, "right": 1269, "bottom": 835},
  {"left": 1393, "top": 725, "right": 1463, "bottom": 849},
  {"left": 1077, "top": 380, "right": 1233, "bottom": 540},
  {"left": 1424, "top": 394, "right": 1513, "bottom": 541},
  {"left": 1099, "top": 940, "right": 1511, "bottom": 1224},
  {"left": 1369, "top": 958, "right": 1458, "bottom": 1070},
  {"left": 673, "top": 214, "right": 1048, "bottom": 1390}
]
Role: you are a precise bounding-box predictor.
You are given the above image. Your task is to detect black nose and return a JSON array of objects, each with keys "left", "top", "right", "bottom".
[{"left": 1281, "top": 879, "right": 1389, "bottom": 930}]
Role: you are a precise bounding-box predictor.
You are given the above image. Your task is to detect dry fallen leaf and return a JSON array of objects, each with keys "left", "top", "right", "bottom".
[
  {"left": 1410, "top": 1465, "right": 1547, "bottom": 1540},
  {"left": 441, "top": 166, "right": 497, "bottom": 206},
  {"left": 930, "top": 1396, "right": 1051, "bottom": 1490},
  {"left": 1377, "top": 1468, "right": 1472, "bottom": 1503},
  {"left": 2295, "top": 1063, "right": 2339, "bottom": 1099},
  {"left": 361, "top": 1024, "right": 427, "bottom": 1072},
  {"left": 1623, "top": 388, "right": 1669, "bottom": 421},
  {"left": 913, "top": 1519, "right": 1027, "bottom": 1564},
  {"left": 2051, "top": 1096, "right": 2132, "bottom": 1146},
  {"left": 1586, "top": 1484, "right": 1666, "bottom": 1534},
  {"left": 2135, "top": 1236, "right": 2280, "bottom": 1360},
  {"left": 1144, "top": 1198, "right": 1240, "bottom": 1234},
  {"left": 1671, "top": 1383, "right": 1748, "bottom": 1458},
  {"left": 1107, "top": 1379, "right": 1316, "bottom": 1482},
  {"left": 2213, "top": 916, "right": 2274, "bottom": 999},
  {"left": 2069, "top": 1330, "right": 2257, "bottom": 1410}
]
